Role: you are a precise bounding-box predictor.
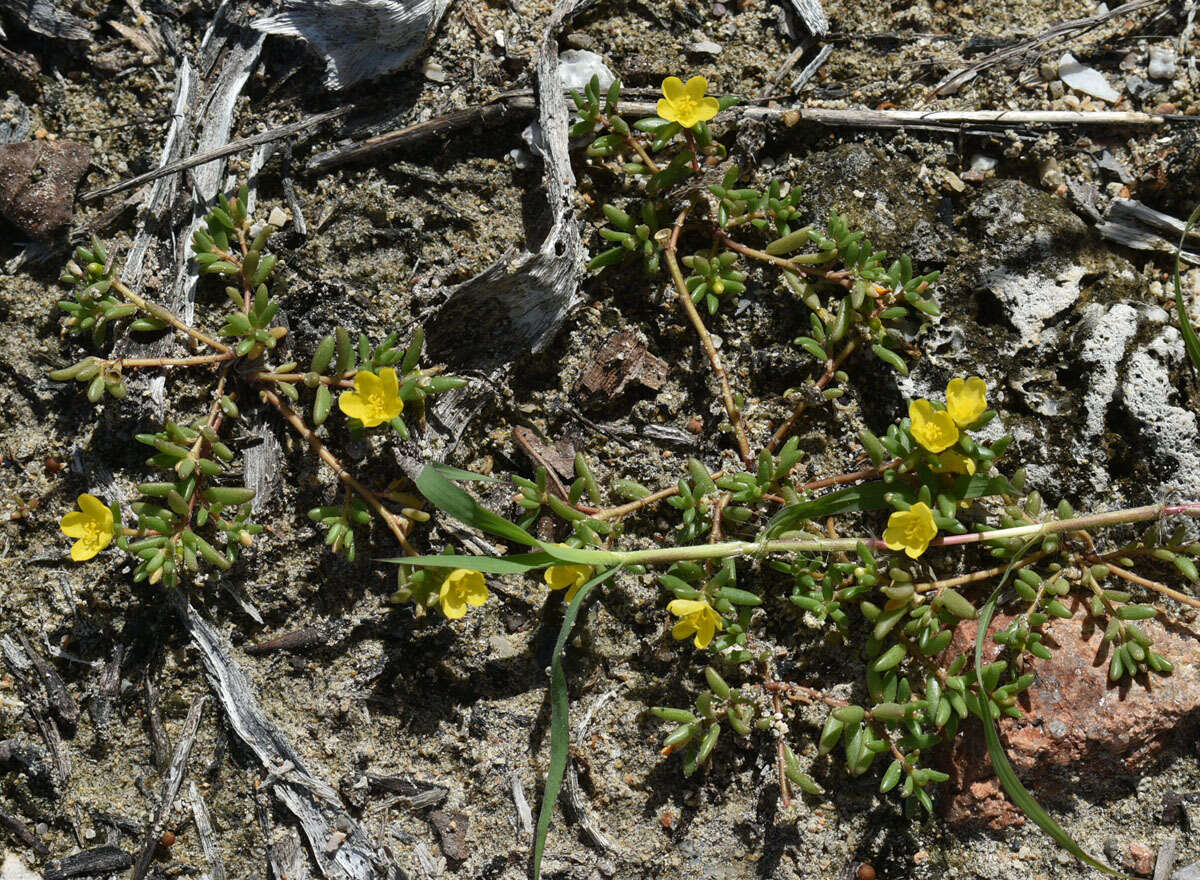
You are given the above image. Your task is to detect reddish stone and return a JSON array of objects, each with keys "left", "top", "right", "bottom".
[
  {"left": 1123, "top": 842, "right": 1155, "bottom": 876},
  {"left": 0, "top": 140, "right": 90, "bottom": 239},
  {"left": 938, "top": 606, "right": 1200, "bottom": 829}
]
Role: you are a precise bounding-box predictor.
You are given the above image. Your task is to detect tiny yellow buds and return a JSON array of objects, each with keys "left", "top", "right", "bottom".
[
  {"left": 439, "top": 568, "right": 489, "bottom": 619},
  {"left": 945, "top": 376, "right": 987, "bottom": 427},
  {"left": 545, "top": 562, "right": 592, "bottom": 602},
  {"left": 667, "top": 597, "right": 723, "bottom": 649},
  {"left": 60, "top": 493, "right": 115, "bottom": 561},
  {"left": 908, "top": 399, "right": 958, "bottom": 453},
  {"left": 337, "top": 368, "right": 404, "bottom": 428},
  {"left": 656, "top": 76, "right": 720, "bottom": 129},
  {"left": 884, "top": 503, "right": 938, "bottom": 559}
]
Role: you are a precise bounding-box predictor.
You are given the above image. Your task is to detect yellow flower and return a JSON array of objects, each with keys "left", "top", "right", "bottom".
[
  {"left": 439, "top": 569, "right": 489, "bottom": 620},
  {"left": 60, "top": 493, "right": 115, "bottom": 561},
  {"left": 338, "top": 368, "right": 404, "bottom": 428},
  {"left": 884, "top": 502, "right": 938, "bottom": 559},
  {"left": 656, "top": 76, "right": 720, "bottom": 129},
  {"left": 945, "top": 376, "right": 987, "bottom": 427},
  {"left": 931, "top": 450, "right": 976, "bottom": 476},
  {"left": 667, "top": 597, "right": 723, "bottom": 649},
  {"left": 908, "top": 399, "right": 958, "bottom": 453},
  {"left": 545, "top": 562, "right": 592, "bottom": 602}
]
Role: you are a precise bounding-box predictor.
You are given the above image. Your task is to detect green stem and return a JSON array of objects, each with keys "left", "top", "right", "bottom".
[{"left": 554, "top": 503, "right": 1200, "bottom": 568}]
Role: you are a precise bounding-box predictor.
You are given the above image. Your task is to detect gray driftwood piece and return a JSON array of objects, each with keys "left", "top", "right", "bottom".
[
  {"left": 189, "top": 781, "right": 228, "bottom": 880},
  {"left": 253, "top": 0, "right": 452, "bottom": 89},
  {"left": 178, "top": 596, "right": 387, "bottom": 879},
  {"left": 130, "top": 695, "right": 206, "bottom": 880},
  {"left": 782, "top": 0, "right": 827, "bottom": 37},
  {"left": 1096, "top": 198, "right": 1200, "bottom": 264},
  {"left": 424, "top": 0, "right": 591, "bottom": 387},
  {"left": 0, "top": 0, "right": 90, "bottom": 41}
]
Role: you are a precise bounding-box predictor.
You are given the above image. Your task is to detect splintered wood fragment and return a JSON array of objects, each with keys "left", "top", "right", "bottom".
[
  {"left": 0, "top": 802, "right": 49, "bottom": 856},
  {"left": 89, "top": 643, "right": 123, "bottom": 732},
  {"left": 16, "top": 631, "right": 77, "bottom": 727},
  {"left": 1, "top": 634, "right": 71, "bottom": 782},
  {"left": 581, "top": 329, "right": 669, "bottom": 398},
  {"left": 80, "top": 106, "right": 351, "bottom": 203},
  {"left": 366, "top": 773, "right": 449, "bottom": 809},
  {"left": 178, "top": 596, "right": 385, "bottom": 879},
  {"left": 785, "top": 0, "right": 828, "bottom": 36},
  {"left": 1152, "top": 838, "right": 1176, "bottom": 880},
  {"left": 311, "top": 95, "right": 1165, "bottom": 171},
  {"left": 189, "top": 782, "right": 228, "bottom": 880},
  {"left": 143, "top": 674, "right": 172, "bottom": 770},
  {"left": 510, "top": 772, "right": 533, "bottom": 836},
  {"left": 790, "top": 43, "right": 833, "bottom": 93},
  {"left": 245, "top": 623, "right": 340, "bottom": 655},
  {"left": 44, "top": 846, "right": 134, "bottom": 880},
  {"left": 513, "top": 426, "right": 574, "bottom": 499},
  {"left": 130, "top": 695, "right": 206, "bottom": 880},
  {"left": 563, "top": 688, "right": 620, "bottom": 854}
]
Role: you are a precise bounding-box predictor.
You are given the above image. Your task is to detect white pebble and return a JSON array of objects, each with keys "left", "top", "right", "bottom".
[{"left": 1059, "top": 52, "right": 1121, "bottom": 103}]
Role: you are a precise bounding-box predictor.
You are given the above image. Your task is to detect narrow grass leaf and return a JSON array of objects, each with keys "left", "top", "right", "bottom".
[
  {"left": 532, "top": 566, "right": 620, "bottom": 880},
  {"left": 416, "top": 464, "right": 538, "bottom": 545},
  {"left": 1174, "top": 202, "right": 1200, "bottom": 373},
  {"left": 378, "top": 553, "right": 554, "bottom": 573},
  {"left": 975, "top": 538, "right": 1133, "bottom": 878}
]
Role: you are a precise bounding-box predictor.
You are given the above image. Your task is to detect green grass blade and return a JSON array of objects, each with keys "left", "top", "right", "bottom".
[
  {"left": 532, "top": 566, "right": 619, "bottom": 880},
  {"left": 378, "top": 552, "right": 554, "bottom": 573},
  {"left": 975, "top": 542, "right": 1132, "bottom": 878},
  {"left": 416, "top": 464, "right": 539, "bottom": 545},
  {"left": 1174, "top": 202, "right": 1200, "bottom": 372},
  {"left": 429, "top": 462, "right": 503, "bottom": 483}
]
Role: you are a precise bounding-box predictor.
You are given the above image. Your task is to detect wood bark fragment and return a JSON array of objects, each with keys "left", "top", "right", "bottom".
[
  {"left": 130, "top": 694, "right": 205, "bottom": 880},
  {"left": 44, "top": 846, "right": 133, "bottom": 880},
  {"left": 0, "top": 803, "right": 48, "bottom": 856},
  {"left": 189, "top": 781, "right": 228, "bottom": 880},
  {"left": 177, "top": 595, "right": 387, "bottom": 879}
]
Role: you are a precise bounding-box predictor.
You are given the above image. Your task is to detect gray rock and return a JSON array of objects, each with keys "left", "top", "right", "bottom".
[{"left": 1148, "top": 45, "right": 1177, "bottom": 80}]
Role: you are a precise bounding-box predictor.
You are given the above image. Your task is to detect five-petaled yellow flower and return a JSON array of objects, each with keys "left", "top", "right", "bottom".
[
  {"left": 338, "top": 368, "right": 404, "bottom": 428},
  {"left": 945, "top": 377, "right": 987, "bottom": 427},
  {"left": 60, "top": 493, "right": 115, "bottom": 561},
  {"left": 545, "top": 562, "right": 592, "bottom": 602},
  {"left": 439, "top": 568, "right": 489, "bottom": 620},
  {"left": 657, "top": 76, "right": 720, "bottom": 129},
  {"left": 667, "top": 597, "right": 723, "bottom": 649},
  {"left": 884, "top": 502, "right": 938, "bottom": 559},
  {"left": 908, "top": 399, "right": 958, "bottom": 453}
]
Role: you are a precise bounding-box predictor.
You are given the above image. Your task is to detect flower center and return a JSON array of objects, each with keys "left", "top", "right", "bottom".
[
  {"left": 366, "top": 390, "right": 386, "bottom": 413},
  {"left": 674, "top": 95, "right": 697, "bottom": 115},
  {"left": 83, "top": 521, "right": 106, "bottom": 545}
]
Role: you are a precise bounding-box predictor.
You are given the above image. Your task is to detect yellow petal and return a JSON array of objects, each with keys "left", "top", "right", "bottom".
[
  {"left": 946, "top": 376, "right": 987, "bottom": 427},
  {"left": 462, "top": 576, "right": 489, "bottom": 607},
  {"left": 70, "top": 538, "right": 99, "bottom": 561},
  {"left": 60, "top": 511, "right": 90, "bottom": 538},
  {"left": 683, "top": 75, "right": 708, "bottom": 101},
  {"left": 338, "top": 391, "right": 368, "bottom": 421},
  {"left": 661, "top": 76, "right": 685, "bottom": 102},
  {"left": 78, "top": 493, "right": 110, "bottom": 521},
  {"left": 694, "top": 96, "right": 720, "bottom": 123},
  {"left": 440, "top": 581, "right": 467, "bottom": 619},
  {"left": 667, "top": 598, "right": 705, "bottom": 618},
  {"left": 671, "top": 619, "right": 697, "bottom": 642},
  {"left": 693, "top": 617, "right": 715, "bottom": 649},
  {"left": 379, "top": 367, "right": 399, "bottom": 402},
  {"left": 354, "top": 370, "right": 381, "bottom": 396},
  {"left": 657, "top": 98, "right": 680, "bottom": 124}
]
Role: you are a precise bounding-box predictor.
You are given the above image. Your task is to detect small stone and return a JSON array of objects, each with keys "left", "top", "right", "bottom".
[
  {"left": 711, "top": 2, "right": 726, "bottom": 15},
  {"left": 422, "top": 59, "right": 446, "bottom": 83},
  {"left": 1148, "top": 45, "right": 1176, "bottom": 80},
  {"left": 688, "top": 40, "right": 721, "bottom": 56},
  {"left": 1123, "top": 842, "right": 1155, "bottom": 876},
  {"left": 428, "top": 810, "right": 469, "bottom": 861},
  {"left": 1059, "top": 51, "right": 1120, "bottom": 102},
  {"left": 1049, "top": 80, "right": 1065, "bottom": 99},
  {"left": 268, "top": 206, "right": 289, "bottom": 227},
  {"left": 0, "top": 140, "right": 91, "bottom": 239},
  {"left": 687, "top": 415, "right": 703, "bottom": 434},
  {"left": 324, "top": 830, "right": 346, "bottom": 853},
  {"left": 1038, "top": 60, "right": 1058, "bottom": 81}
]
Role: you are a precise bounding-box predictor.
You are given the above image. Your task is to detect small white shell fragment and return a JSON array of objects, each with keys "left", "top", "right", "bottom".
[
  {"left": 970, "top": 154, "right": 998, "bottom": 172},
  {"left": 422, "top": 58, "right": 446, "bottom": 83},
  {"left": 1148, "top": 45, "right": 1176, "bottom": 80},
  {"left": 689, "top": 40, "right": 721, "bottom": 56},
  {"left": 1058, "top": 52, "right": 1121, "bottom": 103},
  {"left": 268, "top": 207, "right": 290, "bottom": 227},
  {"left": 557, "top": 49, "right": 616, "bottom": 91}
]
